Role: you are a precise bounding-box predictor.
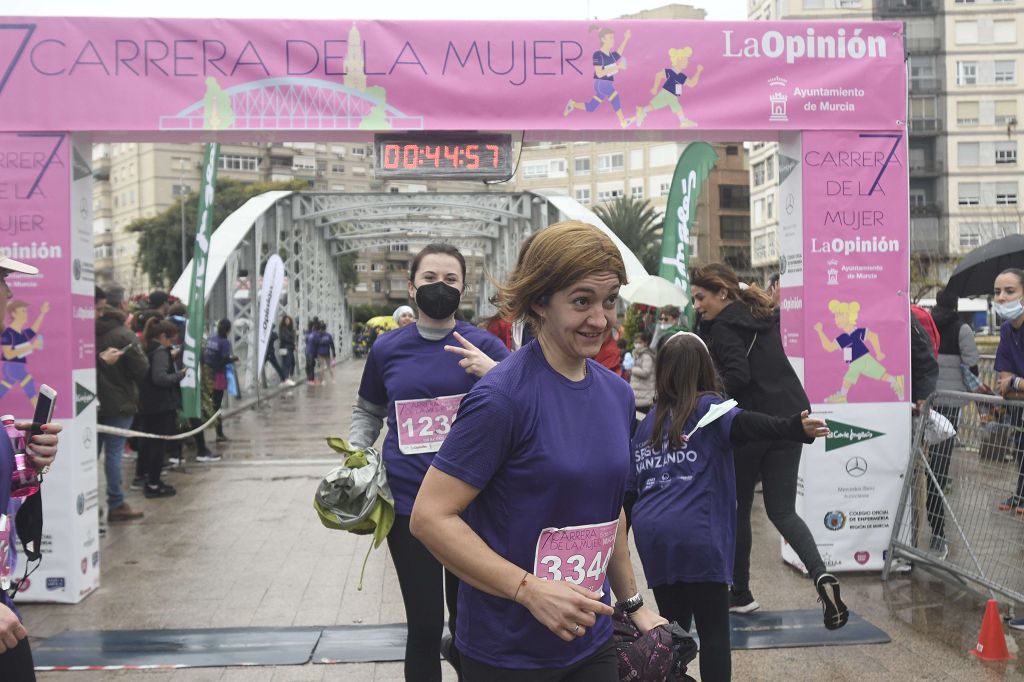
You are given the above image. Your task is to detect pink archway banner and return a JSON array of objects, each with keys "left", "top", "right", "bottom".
[{"left": 0, "top": 17, "right": 905, "bottom": 136}]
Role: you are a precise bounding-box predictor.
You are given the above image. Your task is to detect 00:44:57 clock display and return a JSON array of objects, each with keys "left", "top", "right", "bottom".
[{"left": 380, "top": 143, "right": 502, "bottom": 170}]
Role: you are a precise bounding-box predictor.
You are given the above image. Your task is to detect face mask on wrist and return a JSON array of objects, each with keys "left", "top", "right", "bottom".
[
  {"left": 415, "top": 281, "right": 462, "bottom": 321},
  {"left": 995, "top": 299, "right": 1024, "bottom": 321}
]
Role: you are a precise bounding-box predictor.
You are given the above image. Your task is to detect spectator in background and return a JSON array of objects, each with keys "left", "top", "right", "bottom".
[
  {"left": 203, "top": 318, "right": 237, "bottom": 442},
  {"left": 652, "top": 304, "right": 686, "bottom": 351},
  {"left": 629, "top": 330, "right": 656, "bottom": 414},
  {"left": 393, "top": 305, "right": 416, "bottom": 328},
  {"left": 304, "top": 318, "right": 320, "bottom": 384},
  {"left": 911, "top": 302, "right": 940, "bottom": 358},
  {"left": 137, "top": 318, "right": 186, "bottom": 498},
  {"left": 166, "top": 303, "right": 218, "bottom": 463},
  {"left": 262, "top": 325, "right": 287, "bottom": 386},
  {"left": 316, "top": 320, "right": 336, "bottom": 384},
  {"left": 925, "top": 289, "right": 978, "bottom": 559},
  {"left": 594, "top": 325, "right": 622, "bottom": 375},
  {"left": 134, "top": 290, "right": 170, "bottom": 334},
  {"left": 278, "top": 315, "right": 297, "bottom": 384},
  {"left": 95, "top": 285, "right": 148, "bottom": 523}
]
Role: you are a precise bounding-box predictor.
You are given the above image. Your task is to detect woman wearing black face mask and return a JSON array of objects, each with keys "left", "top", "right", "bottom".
[{"left": 347, "top": 243, "right": 510, "bottom": 682}]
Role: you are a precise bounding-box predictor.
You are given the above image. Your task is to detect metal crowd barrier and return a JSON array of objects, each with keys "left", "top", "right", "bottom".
[{"left": 884, "top": 389, "right": 1024, "bottom": 605}]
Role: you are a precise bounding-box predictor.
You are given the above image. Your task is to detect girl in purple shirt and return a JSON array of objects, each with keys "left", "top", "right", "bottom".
[
  {"left": 348, "top": 244, "right": 509, "bottom": 682},
  {"left": 412, "top": 222, "right": 665, "bottom": 681}
]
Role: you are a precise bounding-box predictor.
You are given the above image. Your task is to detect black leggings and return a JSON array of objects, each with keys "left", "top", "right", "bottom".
[
  {"left": 733, "top": 440, "right": 825, "bottom": 591},
  {"left": 305, "top": 353, "right": 316, "bottom": 382},
  {"left": 653, "top": 581, "right": 730, "bottom": 682},
  {"left": 0, "top": 635, "right": 35, "bottom": 680},
  {"left": 387, "top": 515, "right": 461, "bottom": 682},
  {"left": 137, "top": 410, "right": 177, "bottom": 485},
  {"left": 462, "top": 638, "right": 617, "bottom": 682},
  {"left": 927, "top": 404, "right": 958, "bottom": 538}
]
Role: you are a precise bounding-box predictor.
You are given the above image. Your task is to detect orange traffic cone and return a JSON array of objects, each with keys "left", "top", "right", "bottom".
[{"left": 970, "top": 599, "right": 1015, "bottom": 661}]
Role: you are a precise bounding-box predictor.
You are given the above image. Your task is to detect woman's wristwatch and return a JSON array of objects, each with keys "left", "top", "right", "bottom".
[
  {"left": 616, "top": 592, "right": 644, "bottom": 614},
  {"left": 1014, "top": 376, "right": 1023, "bottom": 391}
]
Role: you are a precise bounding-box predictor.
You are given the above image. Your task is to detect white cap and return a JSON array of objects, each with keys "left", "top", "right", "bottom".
[
  {"left": 0, "top": 255, "right": 39, "bottom": 276},
  {"left": 0, "top": 414, "right": 14, "bottom": 423}
]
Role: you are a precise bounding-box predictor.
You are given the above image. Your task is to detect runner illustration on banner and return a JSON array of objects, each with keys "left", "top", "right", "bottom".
[
  {"left": 813, "top": 299, "right": 905, "bottom": 403},
  {"left": 635, "top": 47, "right": 704, "bottom": 128},
  {"left": 563, "top": 26, "right": 635, "bottom": 128},
  {"left": 0, "top": 299, "right": 50, "bottom": 409}
]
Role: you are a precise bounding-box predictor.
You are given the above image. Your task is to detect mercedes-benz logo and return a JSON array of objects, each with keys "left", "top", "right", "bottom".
[
  {"left": 82, "top": 427, "right": 93, "bottom": 451},
  {"left": 846, "top": 456, "right": 868, "bottom": 477}
]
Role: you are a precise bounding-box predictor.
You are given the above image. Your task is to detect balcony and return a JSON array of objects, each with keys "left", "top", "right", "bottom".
[
  {"left": 908, "top": 117, "right": 943, "bottom": 134},
  {"left": 910, "top": 202, "right": 942, "bottom": 217},
  {"left": 909, "top": 158, "right": 943, "bottom": 176},
  {"left": 905, "top": 38, "right": 941, "bottom": 53},
  {"left": 909, "top": 78, "right": 941, "bottom": 93},
  {"left": 910, "top": 216, "right": 947, "bottom": 255},
  {"left": 876, "top": 0, "right": 937, "bottom": 14}
]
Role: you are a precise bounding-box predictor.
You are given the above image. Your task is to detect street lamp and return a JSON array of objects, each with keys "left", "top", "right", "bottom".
[{"left": 178, "top": 159, "right": 191, "bottom": 274}]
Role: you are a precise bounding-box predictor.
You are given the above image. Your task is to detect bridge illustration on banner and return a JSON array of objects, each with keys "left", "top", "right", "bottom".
[{"left": 159, "top": 77, "right": 424, "bottom": 131}]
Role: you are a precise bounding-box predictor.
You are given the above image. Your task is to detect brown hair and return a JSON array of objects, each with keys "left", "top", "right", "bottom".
[
  {"left": 998, "top": 268, "right": 1024, "bottom": 289},
  {"left": 409, "top": 243, "right": 467, "bottom": 285},
  {"left": 6, "top": 300, "right": 27, "bottom": 320},
  {"left": 497, "top": 221, "right": 626, "bottom": 331},
  {"left": 143, "top": 317, "right": 180, "bottom": 345},
  {"left": 690, "top": 262, "right": 774, "bottom": 320},
  {"left": 649, "top": 333, "right": 723, "bottom": 450}
]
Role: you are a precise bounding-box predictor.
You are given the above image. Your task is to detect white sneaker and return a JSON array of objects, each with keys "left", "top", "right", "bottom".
[
  {"left": 283, "top": 379, "right": 296, "bottom": 387},
  {"left": 195, "top": 452, "right": 222, "bottom": 463}
]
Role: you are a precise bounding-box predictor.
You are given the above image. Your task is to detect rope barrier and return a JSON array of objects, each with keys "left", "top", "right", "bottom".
[{"left": 94, "top": 411, "right": 223, "bottom": 441}]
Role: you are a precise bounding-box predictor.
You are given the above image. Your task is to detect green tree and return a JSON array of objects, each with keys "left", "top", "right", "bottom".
[
  {"left": 128, "top": 178, "right": 309, "bottom": 288},
  {"left": 592, "top": 197, "right": 663, "bottom": 274}
]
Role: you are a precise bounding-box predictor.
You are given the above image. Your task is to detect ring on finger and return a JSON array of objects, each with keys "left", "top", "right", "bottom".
[{"left": 572, "top": 623, "right": 581, "bottom": 635}]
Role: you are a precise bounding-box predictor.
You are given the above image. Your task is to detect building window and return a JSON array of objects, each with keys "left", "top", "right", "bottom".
[
  {"left": 910, "top": 189, "right": 927, "bottom": 207},
  {"left": 351, "top": 147, "right": 366, "bottom": 158},
  {"left": 631, "top": 184, "right": 644, "bottom": 200},
  {"left": 574, "top": 157, "right": 591, "bottom": 175},
  {"left": 597, "top": 153, "right": 624, "bottom": 173},
  {"left": 373, "top": 280, "right": 383, "bottom": 293},
  {"left": 575, "top": 187, "right": 591, "bottom": 204},
  {"left": 955, "top": 21, "right": 978, "bottom": 45},
  {"left": 390, "top": 187, "right": 400, "bottom": 193},
  {"left": 659, "top": 182, "right": 670, "bottom": 196},
  {"left": 995, "top": 20, "right": 1017, "bottom": 44},
  {"left": 549, "top": 159, "right": 568, "bottom": 178},
  {"left": 957, "top": 61, "right": 978, "bottom": 86},
  {"left": 752, "top": 162, "right": 766, "bottom": 186},
  {"left": 630, "top": 149, "right": 644, "bottom": 170},
  {"left": 766, "top": 155, "right": 775, "bottom": 182},
  {"left": 726, "top": 145, "right": 739, "bottom": 156},
  {"left": 220, "top": 155, "right": 259, "bottom": 171},
  {"left": 523, "top": 162, "right": 548, "bottom": 179},
  {"left": 996, "top": 100, "right": 1018, "bottom": 125},
  {"left": 389, "top": 243, "right": 408, "bottom": 252},
  {"left": 356, "top": 263, "right": 369, "bottom": 272},
  {"left": 719, "top": 184, "right": 750, "bottom": 209},
  {"left": 721, "top": 246, "right": 751, "bottom": 271},
  {"left": 996, "top": 182, "right": 1018, "bottom": 205},
  {"left": 171, "top": 184, "right": 191, "bottom": 197},
  {"left": 331, "top": 163, "right": 345, "bottom": 173},
  {"left": 720, "top": 215, "right": 750, "bottom": 241},
  {"left": 371, "top": 263, "right": 384, "bottom": 272},
  {"left": 959, "top": 222, "right": 981, "bottom": 248},
  {"left": 766, "top": 194, "right": 774, "bottom": 220},
  {"left": 995, "top": 60, "right": 1016, "bottom": 84},
  {"left": 753, "top": 199, "right": 764, "bottom": 225},
  {"left": 292, "top": 156, "right": 316, "bottom": 171},
  {"left": 597, "top": 188, "right": 624, "bottom": 202},
  {"left": 958, "top": 182, "right": 981, "bottom": 206},
  {"left": 996, "top": 141, "right": 1018, "bottom": 165},
  {"left": 956, "top": 101, "right": 979, "bottom": 125},
  {"left": 958, "top": 142, "right": 979, "bottom": 166},
  {"left": 754, "top": 235, "right": 767, "bottom": 261},
  {"left": 910, "top": 55, "right": 936, "bottom": 89}
]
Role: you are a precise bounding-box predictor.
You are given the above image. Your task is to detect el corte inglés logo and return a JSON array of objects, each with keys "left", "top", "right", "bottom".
[{"left": 825, "top": 419, "right": 884, "bottom": 452}]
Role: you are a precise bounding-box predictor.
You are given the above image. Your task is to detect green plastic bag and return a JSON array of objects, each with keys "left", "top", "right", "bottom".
[{"left": 314, "top": 438, "right": 395, "bottom": 589}]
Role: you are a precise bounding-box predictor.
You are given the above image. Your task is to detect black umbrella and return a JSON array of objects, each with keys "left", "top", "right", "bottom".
[{"left": 944, "top": 233, "right": 1024, "bottom": 297}]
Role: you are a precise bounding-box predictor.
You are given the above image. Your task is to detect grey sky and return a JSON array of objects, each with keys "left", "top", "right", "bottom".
[{"left": 6, "top": 0, "right": 749, "bottom": 23}]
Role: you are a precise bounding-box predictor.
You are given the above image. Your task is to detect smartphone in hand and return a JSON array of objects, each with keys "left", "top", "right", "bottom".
[{"left": 28, "top": 384, "right": 57, "bottom": 442}]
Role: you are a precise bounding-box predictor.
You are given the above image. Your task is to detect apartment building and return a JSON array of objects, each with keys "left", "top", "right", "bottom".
[
  {"left": 513, "top": 141, "right": 754, "bottom": 277},
  {"left": 747, "top": 0, "right": 1024, "bottom": 282}
]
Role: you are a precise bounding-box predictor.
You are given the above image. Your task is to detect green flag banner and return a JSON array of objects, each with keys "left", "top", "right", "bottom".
[
  {"left": 181, "top": 142, "right": 221, "bottom": 419},
  {"left": 659, "top": 142, "right": 719, "bottom": 327}
]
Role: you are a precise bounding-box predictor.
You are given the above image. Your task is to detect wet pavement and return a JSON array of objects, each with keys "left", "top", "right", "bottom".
[{"left": 20, "top": 358, "right": 1024, "bottom": 680}]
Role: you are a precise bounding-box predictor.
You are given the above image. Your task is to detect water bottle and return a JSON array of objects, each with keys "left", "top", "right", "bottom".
[{"left": 2, "top": 415, "right": 40, "bottom": 498}]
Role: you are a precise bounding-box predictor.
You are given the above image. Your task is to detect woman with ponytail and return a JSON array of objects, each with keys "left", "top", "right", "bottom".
[{"left": 690, "top": 263, "right": 848, "bottom": 631}]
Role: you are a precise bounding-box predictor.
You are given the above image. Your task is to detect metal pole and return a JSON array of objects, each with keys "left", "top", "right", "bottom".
[{"left": 179, "top": 165, "right": 187, "bottom": 275}]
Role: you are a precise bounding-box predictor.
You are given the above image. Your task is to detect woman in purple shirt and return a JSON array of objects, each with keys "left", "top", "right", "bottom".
[
  {"left": 412, "top": 222, "right": 664, "bottom": 681},
  {"left": 992, "top": 269, "right": 1024, "bottom": 512},
  {"left": 348, "top": 243, "right": 509, "bottom": 682}
]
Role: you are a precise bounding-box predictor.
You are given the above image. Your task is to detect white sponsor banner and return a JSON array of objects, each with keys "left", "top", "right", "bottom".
[
  {"left": 257, "top": 255, "right": 285, "bottom": 379},
  {"left": 19, "top": 367, "right": 100, "bottom": 602},
  {"left": 783, "top": 401, "right": 911, "bottom": 572}
]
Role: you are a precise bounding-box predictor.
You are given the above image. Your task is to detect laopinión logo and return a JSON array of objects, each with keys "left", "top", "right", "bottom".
[{"left": 824, "top": 510, "right": 846, "bottom": 531}]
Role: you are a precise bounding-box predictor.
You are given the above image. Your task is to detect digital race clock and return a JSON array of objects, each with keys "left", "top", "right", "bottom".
[{"left": 373, "top": 133, "right": 514, "bottom": 181}]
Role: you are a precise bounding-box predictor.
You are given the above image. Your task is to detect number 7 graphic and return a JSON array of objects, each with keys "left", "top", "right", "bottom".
[{"left": 859, "top": 133, "right": 902, "bottom": 196}]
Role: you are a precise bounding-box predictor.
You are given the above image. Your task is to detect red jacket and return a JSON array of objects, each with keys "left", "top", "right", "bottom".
[
  {"left": 911, "top": 304, "right": 939, "bottom": 358},
  {"left": 595, "top": 332, "right": 622, "bottom": 375}
]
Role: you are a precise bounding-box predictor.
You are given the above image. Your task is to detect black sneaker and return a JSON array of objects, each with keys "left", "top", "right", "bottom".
[
  {"left": 729, "top": 589, "right": 760, "bottom": 614},
  {"left": 195, "top": 452, "right": 222, "bottom": 463},
  {"left": 143, "top": 482, "right": 177, "bottom": 499},
  {"left": 129, "top": 476, "right": 145, "bottom": 491},
  {"left": 815, "top": 573, "right": 849, "bottom": 630}
]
